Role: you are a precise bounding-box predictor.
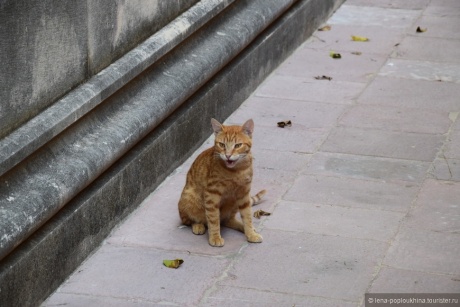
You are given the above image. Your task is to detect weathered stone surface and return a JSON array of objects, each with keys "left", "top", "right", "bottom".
[
  {"left": 87, "top": 0, "right": 198, "bottom": 75},
  {"left": 379, "top": 59, "right": 460, "bottom": 83},
  {"left": 370, "top": 267, "right": 460, "bottom": 293},
  {"left": 321, "top": 127, "right": 445, "bottom": 161},
  {"left": 0, "top": 0, "right": 87, "bottom": 138},
  {"left": 384, "top": 226, "right": 460, "bottom": 275},
  {"left": 219, "top": 229, "right": 387, "bottom": 302},
  {"left": 0, "top": 0, "right": 236, "bottom": 177},
  {"left": 304, "top": 152, "right": 430, "bottom": 183},
  {"left": 284, "top": 174, "right": 419, "bottom": 212},
  {"left": 47, "top": 244, "right": 230, "bottom": 306}
]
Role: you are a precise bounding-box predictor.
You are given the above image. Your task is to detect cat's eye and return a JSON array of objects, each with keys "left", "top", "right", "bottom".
[
  {"left": 218, "top": 142, "right": 226, "bottom": 148},
  {"left": 234, "top": 143, "right": 242, "bottom": 148}
]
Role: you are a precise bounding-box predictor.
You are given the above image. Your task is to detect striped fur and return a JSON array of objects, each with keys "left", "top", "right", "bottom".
[
  {"left": 178, "top": 118, "right": 265, "bottom": 247},
  {"left": 250, "top": 189, "right": 266, "bottom": 206}
]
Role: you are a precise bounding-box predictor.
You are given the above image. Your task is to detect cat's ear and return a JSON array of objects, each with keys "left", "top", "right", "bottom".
[
  {"left": 211, "top": 118, "right": 223, "bottom": 134},
  {"left": 242, "top": 119, "right": 254, "bottom": 137}
]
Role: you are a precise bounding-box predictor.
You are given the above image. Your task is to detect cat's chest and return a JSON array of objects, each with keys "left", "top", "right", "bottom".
[{"left": 212, "top": 170, "right": 252, "bottom": 190}]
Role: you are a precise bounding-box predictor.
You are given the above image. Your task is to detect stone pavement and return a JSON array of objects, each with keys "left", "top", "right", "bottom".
[{"left": 43, "top": 1, "right": 460, "bottom": 306}]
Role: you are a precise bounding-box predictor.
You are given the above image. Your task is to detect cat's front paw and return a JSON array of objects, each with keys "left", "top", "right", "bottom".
[
  {"left": 209, "top": 235, "right": 225, "bottom": 247},
  {"left": 247, "top": 232, "right": 263, "bottom": 243}
]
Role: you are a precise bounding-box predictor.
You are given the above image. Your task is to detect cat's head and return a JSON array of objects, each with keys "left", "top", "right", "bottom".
[{"left": 211, "top": 118, "right": 254, "bottom": 169}]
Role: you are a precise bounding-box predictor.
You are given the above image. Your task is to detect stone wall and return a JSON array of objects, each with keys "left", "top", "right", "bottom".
[
  {"left": 0, "top": 0, "right": 344, "bottom": 305},
  {"left": 0, "top": 0, "right": 197, "bottom": 138}
]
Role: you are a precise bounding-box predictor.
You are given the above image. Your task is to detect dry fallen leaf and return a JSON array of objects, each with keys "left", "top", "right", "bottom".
[
  {"left": 314, "top": 75, "right": 332, "bottom": 81},
  {"left": 329, "top": 51, "right": 341, "bottom": 59},
  {"left": 416, "top": 26, "right": 427, "bottom": 33},
  {"left": 163, "top": 259, "right": 184, "bottom": 269},
  {"left": 277, "top": 120, "right": 292, "bottom": 128},
  {"left": 351, "top": 51, "right": 362, "bottom": 56},
  {"left": 253, "top": 210, "right": 271, "bottom": 219},
  {"left": 318, "top": 25, "right": 331, "bottom": 31},
  {"left": 351, "top": 35, "right": 369, "bottom": 42}
]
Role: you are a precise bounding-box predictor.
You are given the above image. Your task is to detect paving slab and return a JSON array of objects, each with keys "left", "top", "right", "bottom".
[
  {"left": 345, "top": 0, "right": 430, "bottom": 10},
  {"left": 444, "top": 131, "right": 460, "bottom": 159},
  {"left": 255, "top": 74, "right": 364, "bottom": 104},
  {"left": 306, "top": 25, "right": 405, "bottom": 56},
  {"left": 338, "top": 104, "right": 451, "bottom": 134},
  {"left": 283, "top": 174, "right": 419, "bottom": 212},
  {"left": 321, "top": 126, "right": 445, "bottom": 161},
  {"left": 253, "top": 125, "right": 329, "bottom": 154},
  {"left": 393, "top": 36, "right": 460, "bottom": 63},
  {"left": 327, "top": 5, "right": 421, "bottom": 28},
  {"left": 370, "top": 267, "right": 460, "bottom": 293},
  {"left": 276, "top": 47, "right": 387, "bottom": 83},
  {"left": 424, "top": 4, "right": 460, "bottom": 17},
  {"left": 357, "top": 76, "right": 460, "bottom": 112},
  {"left": 430, "top": 158, "right": 460, "bottom": 182},
  {"left": 41, "top": 293, "right": 158, "bottom": 307},
  {"left": 226, "top": 96, "right": 347, "bottom": 129},
  {"left": 384, "top": 226, "right": 460, "bottom": 275},
  {"left": 404, "top": 179, "right": 460, "bottom": 233},
  {"left": 218, "top": 229, "right": 387, "bottom": 302},
  {"left": 379, "top": 58, "right": 460, "bottom": 83},
  {"left": 45, "top": 244, "right": 231, "bottom": 306},
  {"left": 264, "top": 200, "right": 404, "bottom": 242},
  {"left": 304, "top": 152, "right": 430, "bottom": 183},
  {"left": 205, "top": 286, "right": 357, "bottom": 307},
  {"left": 413, "top": 15, "right": 460, "bottom": 39}
]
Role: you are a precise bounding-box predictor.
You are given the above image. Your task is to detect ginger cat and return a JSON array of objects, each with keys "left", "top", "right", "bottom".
[{"left": 178, "top": 118, "right": 265, "bottom": 247}]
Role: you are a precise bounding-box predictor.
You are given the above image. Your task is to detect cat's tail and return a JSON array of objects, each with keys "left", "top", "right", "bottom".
[{"left": 250, "top": 189, "right": 266, "bottom": 206}]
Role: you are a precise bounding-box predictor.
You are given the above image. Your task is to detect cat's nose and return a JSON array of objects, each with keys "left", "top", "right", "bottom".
[{"left": 225, "top": 154, "right": 232, "bottom": 160}]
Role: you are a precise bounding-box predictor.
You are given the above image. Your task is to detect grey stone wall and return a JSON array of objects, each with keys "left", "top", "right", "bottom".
[{"left": 0, "top": 0, "right": 197, "bottom": 139}]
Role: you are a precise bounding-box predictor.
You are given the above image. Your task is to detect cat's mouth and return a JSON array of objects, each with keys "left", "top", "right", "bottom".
[{"left": 224, "top": 159, "right": 237, "bottom": 168}]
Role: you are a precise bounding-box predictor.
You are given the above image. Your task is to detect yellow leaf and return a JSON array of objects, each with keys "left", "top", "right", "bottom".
[
  {"left": 351, "top": 35, "right": 369, "bottom": 42},
  {"left": 163, "top": 259, "right": 184, "bottom": 269}
]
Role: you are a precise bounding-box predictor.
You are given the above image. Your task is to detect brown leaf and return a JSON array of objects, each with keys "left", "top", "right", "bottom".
[
  {"left": 318, "top": 25, "right": 331, "bottom": 31},
  {"left": 314, "top": 75, "right": 332, "bottom": 81},
  {"left": 277, "top": 120, "right": 292, "bottom": 128},
  {"left": 253, "top": 210, "right": 271, "bottom": 219},
  {"left": 416, "top": 26, "right": 427, "bottom": 33}
]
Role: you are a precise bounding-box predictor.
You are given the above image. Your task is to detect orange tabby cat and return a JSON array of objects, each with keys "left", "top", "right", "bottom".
[{"left": 178, "top": 118, "right": 266, "bottom": 247}]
